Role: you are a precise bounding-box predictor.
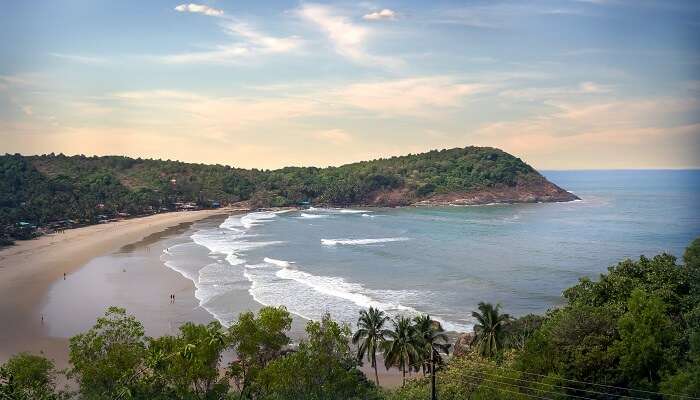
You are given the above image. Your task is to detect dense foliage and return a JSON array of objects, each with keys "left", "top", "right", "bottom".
[
  {"left": 0, "top": 147, "right": 545, "bottom": 243},
  {"left": 3, "top": 238, "right": 697, "bottom": 399}
]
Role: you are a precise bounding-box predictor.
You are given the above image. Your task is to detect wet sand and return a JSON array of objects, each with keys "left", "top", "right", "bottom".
[
  {"left": 0, "top": 208, "right": 242, "bottom": 364},
  {"left": 0, "top": 207, "right": 410, "bottom": 388}
]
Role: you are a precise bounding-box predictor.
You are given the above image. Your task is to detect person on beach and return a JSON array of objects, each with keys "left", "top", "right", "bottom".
[{"left": 63, "top": 272, "right": 66, "bottom": 280}]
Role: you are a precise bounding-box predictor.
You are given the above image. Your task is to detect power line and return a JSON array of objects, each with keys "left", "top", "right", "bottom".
[
  {"left": 475, "top": 382, "right": 554, "bottom": 400},
  {"left": 461, "top": 372, "right": 599, "bottom": 400},
  {"left": 454, "top": 358, "right": 699, "bottom": 400},
  {"left": 467, "top": 368, "right": 650, "bottom": 399}
]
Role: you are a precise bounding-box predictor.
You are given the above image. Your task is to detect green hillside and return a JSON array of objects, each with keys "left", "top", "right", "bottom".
[{"left": 0, "top": 146, "right": 576, "bottom": 243}]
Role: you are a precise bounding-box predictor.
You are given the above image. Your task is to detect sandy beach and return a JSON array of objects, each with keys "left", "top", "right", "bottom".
[
  {"left": 0, "top": 206, "right": 410, "bottom": 389},
  {"left": 0, "top": 208, "right": 241, "bottom": 363}
]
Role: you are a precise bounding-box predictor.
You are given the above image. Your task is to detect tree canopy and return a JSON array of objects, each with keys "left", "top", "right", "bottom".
[{"left": 1, "top": 147, "right": 568, "bottom": 243}]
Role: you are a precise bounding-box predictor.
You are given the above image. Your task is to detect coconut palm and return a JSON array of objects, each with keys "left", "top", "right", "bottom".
[
  {"left": 352, "top": 307, "right": 390, "bottom": 385},
  {"left": 412, "top": 314, "right": 450, "bottom": 374},
  {"left": 470, "top": 302, "right": 511, "bottom": 358},
  {"left": 382, "top": 316, "right": 420, "bottom": 386},
  {"left": 412, "top": 315, "right": 450, "bottom": 400}
]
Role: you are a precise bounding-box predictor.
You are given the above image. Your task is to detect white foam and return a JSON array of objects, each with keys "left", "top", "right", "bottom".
[
  {"left": 263, "top": 257, "right": 294, "bottom": 268},
  {"left": 306, "top": 207, "right": 370, "bottom": 214},
  {"left": 298, "top": 213, "right": 329, "bottom": 219},
  {"left": 161, "top": 212, "right": 287, "bottom": 326},
  {"left": 164, "top": 212, "right": 472, "bottom": 332},
  {"left": 339, "top": 209, "right": 370, "bottom": 214},
  {"left": 240, "top": 211, "right": 278, "bottom": 229},
  {"left": 264, "top": 261, "right": 473, "bottom": 332},
  {"left": 321, "top": 237, "right": 409, "bottom": 246}
]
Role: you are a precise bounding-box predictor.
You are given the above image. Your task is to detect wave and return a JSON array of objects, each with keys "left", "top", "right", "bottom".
[
  {"left": 161, "top": 212, "right": 287, "bottom": 326},
  {"left": 339, "top": 209, "right": 370, "bottom": 214},
  {"left": 305, "top": 207, "right": 370, "bottom": 214},
  {"left": 298, "top": 213, "right": 329, "bottom": 219},
  {"left": 263, "top": 257, "right": 294, "bottom": 268},
  {"left": 321, "top": 237, "right": 409, "bottom": 246},
  {"left": 267, "top": 261, "right": 472, "bottom": 332},
  {"left": 165, "top": 211, "right": 472, "bottom": 332},
  {"left": 240, "top": 211, "right": 279, "bottom": 229}
]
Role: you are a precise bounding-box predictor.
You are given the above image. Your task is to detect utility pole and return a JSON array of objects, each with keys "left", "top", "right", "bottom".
[{"left": 431, "top": 349, "right": 437, "bottom": 400}]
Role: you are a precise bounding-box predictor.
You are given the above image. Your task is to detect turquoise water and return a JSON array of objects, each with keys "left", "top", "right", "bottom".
[{"left": 166, "top": 170, "right": 700, "bottom": 332}]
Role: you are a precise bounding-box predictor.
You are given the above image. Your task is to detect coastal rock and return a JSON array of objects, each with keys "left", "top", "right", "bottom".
[
  {"left": 452, "top": 332, "right": 474, "bottom": 357},
  {"left": 365, "top": 173, "right": 578, "bottom": 207}
]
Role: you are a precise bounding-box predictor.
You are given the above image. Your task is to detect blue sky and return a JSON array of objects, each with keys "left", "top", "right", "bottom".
[{"left": 1, "top": 0, "right": 698, "bottom": 168}]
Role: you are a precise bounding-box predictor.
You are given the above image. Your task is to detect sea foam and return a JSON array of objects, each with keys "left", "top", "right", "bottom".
[
  {"left": 298, "top": 213, "right": 329, "bottom": 219},
  {"left": 165, "top": 211, "right": 471, "bottom": 332},
  {"left": 321, "top": 237, "right": 410, "bottom": 246}
]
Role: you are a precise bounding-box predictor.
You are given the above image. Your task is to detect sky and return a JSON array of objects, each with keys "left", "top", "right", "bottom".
[{"left": 1, "top": 0, "right": 699, "bottom": 169}]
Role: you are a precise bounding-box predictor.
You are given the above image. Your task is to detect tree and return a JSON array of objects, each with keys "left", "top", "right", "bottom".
[
  {"left": 146, "top": 321, "right": 229, "bottom": 399},
  {"left": 470, "top": 302, "right": 510, "bottom": 358},
  {"left": 227, "top": 306, "right": 292, "bottom": 396},
  {"left": 255, "top": 313, "right": 379, "bottom": 399},
  {"left": 383, "top": 316, "right": 420, "bottom": 386},
  {"left": 684, "top": 237, "right": 700, "bottom": 302},
  {"left": 68, "top": 306, "right": 147, "bottom": 399},
  {"left": 503, "top": 314, "right": 543, "bottom": 351},
  {"left": 612, "top": 288, "right": 675, "bottom": 390},
  {"left": 352, "top": 307, "right": 390, "bottom": 385},
  {"left": 0, "top": 352, "right": 64, "bottom": 400},
  {"left": 412, "top": 315, "right": 450, "bottom": 371},
  {"left": 661, "top": 325, "right": 700, "bottom": 397},
  {"left": 413, "top": 315, "right": 450, "bottom": 400}
]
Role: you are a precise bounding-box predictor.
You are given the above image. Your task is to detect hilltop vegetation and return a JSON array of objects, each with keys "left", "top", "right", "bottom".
[
  {"left": 0, "top": 147, "right": 576, "bottom": 243},
  {"left": 2, "top": 238, "right": 698, "bottom": 399}
]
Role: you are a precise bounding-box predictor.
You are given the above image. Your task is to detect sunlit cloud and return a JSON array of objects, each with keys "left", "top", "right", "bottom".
[
  {"left": 297, "top": 3, "right": 402, "bottom": 69},
  {"left": 472, "top": 97, "right": 700, "bottom": 168},
  {"left": 334, "top": 77, "right": 491, "bottom": 115},
  {"left": 174, "top": 3, "right": 223, "bottom": 16},
  {"left": 363, "top": 9, "right": 396, "bottom": 21},
  {"left": 158, "top": 19, "right": 302, "bottom": 64},
  {"left": 312, "top": 128, "right": 353, "bottom": 144}
]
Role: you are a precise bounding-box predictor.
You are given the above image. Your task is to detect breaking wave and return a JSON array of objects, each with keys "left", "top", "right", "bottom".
[{"left": 321, "top": 237, "right": 410, "bottom": 246}]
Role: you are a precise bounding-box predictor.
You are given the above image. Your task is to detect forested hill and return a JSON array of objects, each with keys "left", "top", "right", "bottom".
[{"left": 0, "top": 147, "right": 577, "bottom": 241}]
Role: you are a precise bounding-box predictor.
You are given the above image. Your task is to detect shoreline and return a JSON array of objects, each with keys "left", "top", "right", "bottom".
[
  {"left": 0, "top": 207, "right": 245, "bottom": 363},
  {"left": 0, "top": 206, "right": 410, "bottom": 388}
]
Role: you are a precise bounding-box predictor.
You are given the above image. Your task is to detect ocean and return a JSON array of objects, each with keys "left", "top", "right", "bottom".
[{"left": 162, "top": 170, "right": 700, "bottom": 333}]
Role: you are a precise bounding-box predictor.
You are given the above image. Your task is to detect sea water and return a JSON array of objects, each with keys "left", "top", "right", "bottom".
[{"left": 162, "top": 170, "right": 700, "bottom": 332}]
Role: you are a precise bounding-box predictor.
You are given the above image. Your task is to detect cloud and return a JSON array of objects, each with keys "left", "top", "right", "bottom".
[
  {"left": 312, "top": 128, "right": 353, "bottom": 144},
  {"left": 363, "top": 9, "right": 396, "bottom": 21},
  {"left": 174, "top": 3, "right": 223, "bottom": 17},
  {"left": 223, "top": 22, "right": 302, "bottom": 54},
  {"left": 158, "top": 20, "right": 302, "bottom": 64},
  {"left": 499, "top": 81, "right": 612, "bottom": 100},
  {"left": 471, "top": 97, "right": 700, "bottom": 168},
  {"left": 50, "top": 53, "right": 108, "bottom": 65},
  {"left": 578, "top": 81, "right": 611, "bottom": 94},
  {"left": 334, "top": 77, "right": 490, "bottom": 115},
  {"left": 297, "top": 3, "right": 402, "bottom": 69},
  {"left": 111, "top": 89, "right": 327, "bottom": 137}
]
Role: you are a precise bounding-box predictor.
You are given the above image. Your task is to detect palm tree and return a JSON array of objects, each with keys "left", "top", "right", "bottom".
[
  {"left": 413, "top": 314, "right": 450, "bottom": 373},
  {"left": 413, "top": 315, "right": 451, "bottom": 400},
  {"left": 470, "top": 302, "right": 511, "bottom": 358},
  {"left": 382, "top": 316, "right": 420, "bottom": 386},
  {"left": 352, "top": 307, "right": 390, "bottom": 386}
]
